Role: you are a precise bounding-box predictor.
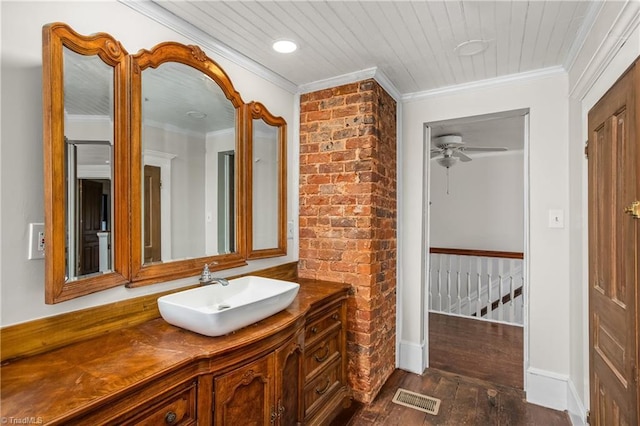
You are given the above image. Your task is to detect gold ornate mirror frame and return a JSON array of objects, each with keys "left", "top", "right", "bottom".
[
  {"left": 43, "top": 24, "right": 288, "bottom": 303},
  {"left": 247, "top": 102, "right": 287, "bottom": 259},
  {"left": 128, "top": 42, "right": 247, "bottom": 286},
  {"left": 43, "top": 23, "right": 130, "bottom": 303}
]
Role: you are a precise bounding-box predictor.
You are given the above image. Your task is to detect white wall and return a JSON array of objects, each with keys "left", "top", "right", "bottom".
[
  {"left": 0, "top": 1, "right": 297, "bottom": 326},
  {"left": 401, "top": 70, "right": 571, "bottom": 398},
  {"left": 429, "top": 151, "right": 524, "bottom": 252}
]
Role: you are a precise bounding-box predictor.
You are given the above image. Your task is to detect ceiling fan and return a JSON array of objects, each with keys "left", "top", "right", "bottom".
[{"left": 430, "top": 134, "right": 508, "bottom": 168}]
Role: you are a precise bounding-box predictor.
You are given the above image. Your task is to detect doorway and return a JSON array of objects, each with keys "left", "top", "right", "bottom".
[
  {"left": 424, "top": 109, "right": 529, "bottom": 389},
  {"left": 78, "top": 178, "right": 110, "bottom": 275}
]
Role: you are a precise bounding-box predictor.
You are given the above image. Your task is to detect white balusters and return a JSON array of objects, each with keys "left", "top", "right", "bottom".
[
  {"left": 428, "top": 251, "right": 524, "bottom": 325},
  {"left": 456, "top": 272, "right": 461, "bottom": 315},
  {"left": 476, "top": 272, "right": 482, "bottom": 318}
]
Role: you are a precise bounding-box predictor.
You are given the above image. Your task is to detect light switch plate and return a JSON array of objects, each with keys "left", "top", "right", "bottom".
[
  {"left": 28, "top": 223, "right": 45, "bottom": 259},
  {"left": 548, "top": 209, "right": 564, "bottom": 228}
]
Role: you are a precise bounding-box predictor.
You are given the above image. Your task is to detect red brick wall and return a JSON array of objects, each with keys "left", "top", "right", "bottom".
[{"left": 298, "top": 79, "right": 397, "bottom": 403}]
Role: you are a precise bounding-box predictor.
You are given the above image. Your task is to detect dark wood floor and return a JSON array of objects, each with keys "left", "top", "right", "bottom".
[
  {"left": 331, "top": 313, "right": 562, "bottom": 425},
  {"left": 334, "top": 368, "right": 571, "bottom": 425},
  {"left": 429, "top": 312, "right": 524, "bottom": 389}
]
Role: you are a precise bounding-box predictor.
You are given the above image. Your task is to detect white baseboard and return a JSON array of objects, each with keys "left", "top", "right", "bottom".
[
  {"left": 398, "top": 340, "right": 424, "bottom": 374},
  {"left": 567, "top": 379, "right": 587, "bottom": 426},
  {"left": 526, "top": 367, "right": 587, "bottom": 425},
  {"left": 526, "top": 367, "right": 569, "bottom": 410}
]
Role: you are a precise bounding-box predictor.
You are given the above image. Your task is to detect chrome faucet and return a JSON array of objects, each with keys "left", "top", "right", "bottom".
[{"left": 199, "top": 263, "right": 230, "bottom": 286}]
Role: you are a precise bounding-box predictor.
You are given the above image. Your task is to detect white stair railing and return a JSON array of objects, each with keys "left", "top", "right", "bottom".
[{"left": 428, "top": 248, "right": 524, "bottom": 325}]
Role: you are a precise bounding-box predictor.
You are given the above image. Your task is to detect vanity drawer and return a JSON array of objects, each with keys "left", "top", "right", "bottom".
[
  {"left": 124, "top": 381, "right": 197, "bottom": 426},
  {"left": 305, "top": 305, "right": 342, "bottom": 345},
  {"left": 304, "top": 357, "right": 343, "bottom": 419},
  {"left": 304, "top": 329, "right": 341, "bottom": 380}
]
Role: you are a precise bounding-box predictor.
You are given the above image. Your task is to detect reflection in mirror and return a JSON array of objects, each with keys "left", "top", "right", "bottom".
[
  {"left": 130, "top": 42, "right": 246, "bottom": 286},
  {"left": 140, "top": 62, "right": 236, "bottom": 264},
  {"left": 64, "top": 48, "right": 114, "bottom": 280},
  {"left": 248, "top": 102, "right": 287, "bottom": 259},
  {"left": 65, "top": 139, "right": 112, "bottom": 279},
  {"left": 43, "top": 23, "right": 129, "bottom": 303}
]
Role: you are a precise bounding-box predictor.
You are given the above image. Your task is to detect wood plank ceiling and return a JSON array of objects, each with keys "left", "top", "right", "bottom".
[{"left": 152, "top": 0, "right": 601, "bottom": 95}]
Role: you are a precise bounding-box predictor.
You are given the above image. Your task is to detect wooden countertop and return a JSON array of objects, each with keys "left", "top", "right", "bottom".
[{"left": 0, "top": 279, "right": 349, "bottom": 424}]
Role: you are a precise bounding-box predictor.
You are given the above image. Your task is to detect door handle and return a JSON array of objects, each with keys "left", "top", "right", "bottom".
[{"left": 624, "top": 201, "right": 640, "bottom": 219}]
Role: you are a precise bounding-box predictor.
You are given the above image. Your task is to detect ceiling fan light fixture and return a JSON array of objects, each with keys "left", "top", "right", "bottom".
[
  {"left": 436, "top": 156, "right": 458, "bottom": 168},
  {"left": 272, "top": 39, "right": 297, "bottom": 54}
]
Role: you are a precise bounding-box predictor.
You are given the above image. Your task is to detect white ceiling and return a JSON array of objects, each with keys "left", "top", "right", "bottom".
[
  {"left": 150, "top": 0, "right": 602, "bottom": 95},
  {"left": 69, "top": 1, "right": 605, "bottom": 163}
]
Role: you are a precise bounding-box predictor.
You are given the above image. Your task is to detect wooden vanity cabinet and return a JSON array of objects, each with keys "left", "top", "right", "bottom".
[
  {"left": 70, "top": 373, "right": 199, "bottom": 425},
  {"left": 213, "top": 331, "right": 304, "bottom": 425},
  {"left": 122, "top": 380, "right": 197, "bottom": 426},
  {"left": 0, "top": 279, "right": 352, "bottom": 426},
  {"left": 303, "top": 299, "right": 350, "bottom": 425}
]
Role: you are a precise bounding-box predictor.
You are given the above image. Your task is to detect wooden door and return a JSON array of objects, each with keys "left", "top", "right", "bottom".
[
  {"left": 78, "top": 179, "right": 103, "bottom": 275},
  {"left": 588, "top": 58, "right": 639, "bottom": 425},
  {"left": 275, "top": 333, "right": 304, "bottom": 425},
  {"left": 143, "top": 165, "right": 161, "bottom": 263},
  {"left": 214, "top": 353, "right": 275, "bottom": 425}
]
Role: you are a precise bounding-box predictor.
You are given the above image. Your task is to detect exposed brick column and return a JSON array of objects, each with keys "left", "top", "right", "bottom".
[{"left": 298, "top": 79, "right": 397, "bottom": 403}]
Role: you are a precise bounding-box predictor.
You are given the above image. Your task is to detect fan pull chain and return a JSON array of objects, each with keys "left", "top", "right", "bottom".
[{"left": 446, "top": 167, "right": 450, "bottom": 195}]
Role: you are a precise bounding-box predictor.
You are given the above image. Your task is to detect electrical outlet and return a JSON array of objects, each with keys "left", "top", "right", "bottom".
[
  {"left": 28, "top": 223, "right": 45, "bottom": 259},
  {"left": 287, "top": 220, "right": 294, "bottom": 239}
]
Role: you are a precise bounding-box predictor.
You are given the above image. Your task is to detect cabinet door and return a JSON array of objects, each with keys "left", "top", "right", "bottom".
[
  {"left": 214, "top": 353, "right": 275, "bottom": 425},
  {"left": 275, "top": 333, "right": 304, "bottom": 425}
]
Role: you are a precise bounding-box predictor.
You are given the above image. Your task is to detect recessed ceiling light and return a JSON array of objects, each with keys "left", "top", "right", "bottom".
[
  {"left": 454, "top": 39, "right": 491, "bottom": 57},
  {"left": 272, "top": 39, "right": 297, "bottom": 54}
]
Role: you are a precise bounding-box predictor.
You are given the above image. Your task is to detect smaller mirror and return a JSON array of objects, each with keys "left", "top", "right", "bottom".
[
  {"left": 43, "top": 23, "right": 129, "bottom": 303},
  {"left": 247, "top": 102, "right": 287, "bottom": 259}
]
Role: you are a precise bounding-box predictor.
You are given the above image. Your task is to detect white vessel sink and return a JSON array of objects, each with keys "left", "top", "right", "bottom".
[{"left": 157, "top": 276, "right": 300, "bottom": 337}]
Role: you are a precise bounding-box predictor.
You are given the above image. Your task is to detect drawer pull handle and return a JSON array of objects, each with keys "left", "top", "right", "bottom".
[
  {"left": 311, "top": 326, "right": 318, "bottom": 334},
  {"left": 315, "top": 378, "right": 331, "bottom": 395},
  {"left": 164, "top": 411, "right": 177, "bottom": 424},
  {"left": 332, "top": 313, "right": 339, "bottom": 321},
  {"left": 314, "top": 345, "right": 330, "bottom": 363}
]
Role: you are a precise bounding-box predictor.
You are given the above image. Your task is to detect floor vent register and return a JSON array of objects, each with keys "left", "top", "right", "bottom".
[{"left": 392, "top": 388, "right": 441, "bottom": 415}]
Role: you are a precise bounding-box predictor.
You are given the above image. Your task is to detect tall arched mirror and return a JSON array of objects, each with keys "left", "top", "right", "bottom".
[
  {"left": 247, "top": 102, "right": 287, "bottom": 259},
  {"left": 43, "top": 23, "right": 129, "bottom": 303},
  {"left": 129, "top": 43, "right": 247, "bottom": 286}
]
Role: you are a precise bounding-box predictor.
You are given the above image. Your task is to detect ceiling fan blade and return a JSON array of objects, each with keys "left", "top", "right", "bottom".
[
  {"left": 430, "top": 151, "right": 441, "bottom": 159},
  {"left": 453, "top": 151, "right": 473, "bottom": 162},
  {"left": 461, "top": 146, "right": 508, "bottom": 152}
]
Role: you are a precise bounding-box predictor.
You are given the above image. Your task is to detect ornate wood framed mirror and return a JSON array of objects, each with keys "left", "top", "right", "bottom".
[
  {"left": 42, "top": 23, "right": 130, "bottom": 303},
  {"left": 129, "top": 42, "right": 247, "bottom": 286},
  {"left": 247, "top": 102, "right": 287, "bottom": 259}
]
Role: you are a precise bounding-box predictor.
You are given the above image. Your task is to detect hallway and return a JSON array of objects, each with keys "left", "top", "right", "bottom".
[{"left": 429, "top": 312, "right": 524, "bottom": 389}]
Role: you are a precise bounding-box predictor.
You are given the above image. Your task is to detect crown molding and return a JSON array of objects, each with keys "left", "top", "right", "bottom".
[
  {"left": 372, "top": 68, "right": 402, "bottom": 102},
  {"left": 298, "top": 67, "right": 377, "bottom": 95},
  {"left": 298, "top": 66, "right": 402, "bottom": 102},
  {"left": 402, "top": 66, "right": 566, "bottom": 103},
  {"left": 569, "top": 0, "right": 640, "bottom": 100},
  {"left": 118, "top": 0, "right": 298, "bottom": 94},
  {"left": 563, "top": 1, "right": 606, "bottom": 72}
]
